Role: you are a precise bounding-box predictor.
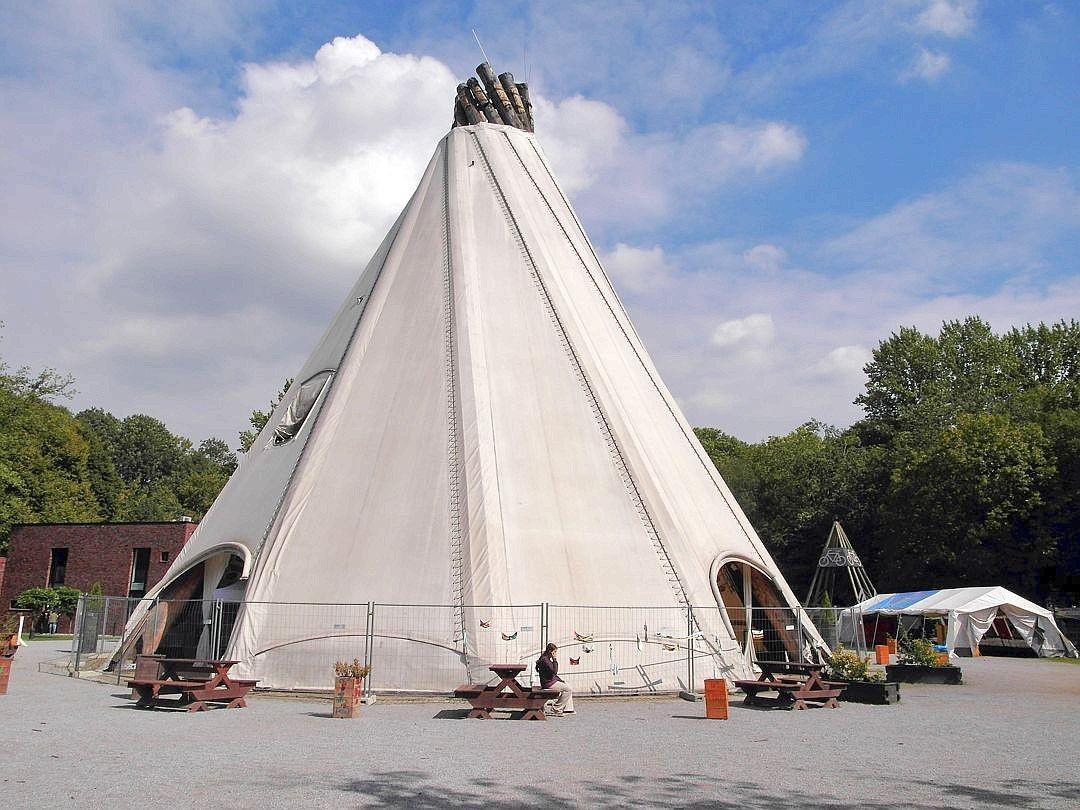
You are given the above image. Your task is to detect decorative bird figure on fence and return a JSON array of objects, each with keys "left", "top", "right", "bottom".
[
  {"left": 479, "top": 619, "right": 490, "bottom": 628},
  {"left": 501, "top": 631, "right": 518, "bottom": 641},
  {"left": 574, "top": 631, "right": 593, "bottom": 642}
]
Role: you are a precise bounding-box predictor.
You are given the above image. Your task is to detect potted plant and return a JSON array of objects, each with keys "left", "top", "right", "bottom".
[
  {"left": 0, "top": 615, "right": 19, "bottom": 695},
  {"left": 827, "top": 646, "right": 900, "bottom": 705},
  {"left": 332, "top": 659, "right": 371, "bottom": 718},
  {"left": 2, "top": 614, "right": 19, "bottom": 656},
  {"left": 886, "top": 637, "right": 962, "bottom": 684}
]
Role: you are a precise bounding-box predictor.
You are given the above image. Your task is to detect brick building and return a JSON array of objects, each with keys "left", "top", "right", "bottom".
[{"left": 1, "top": 521, "right": 197, "bottom": 631}]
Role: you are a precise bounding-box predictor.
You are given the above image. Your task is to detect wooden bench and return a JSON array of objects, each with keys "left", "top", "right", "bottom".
[
  {"left": 734, "top": 678, "right": 844, "bottom": 710},
  {"left": 455, "top": 664, "right": 561, "bottom": 720},
  {"left": 127, "top": 658, "right": 257, "bottom": 712}
]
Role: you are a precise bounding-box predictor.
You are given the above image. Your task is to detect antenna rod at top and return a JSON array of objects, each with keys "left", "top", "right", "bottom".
[{"left": 471, "top": 29, "right": 490, "bottom": 65}]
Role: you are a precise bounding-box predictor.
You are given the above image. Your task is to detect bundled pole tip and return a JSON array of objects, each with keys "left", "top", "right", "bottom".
[{"left": 451, "top": 62, "right": 533, "bottom": 132}]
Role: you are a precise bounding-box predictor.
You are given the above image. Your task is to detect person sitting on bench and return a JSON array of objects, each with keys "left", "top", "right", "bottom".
[{"left": 536, "top": 643, "right": 574, "bottom": 716}]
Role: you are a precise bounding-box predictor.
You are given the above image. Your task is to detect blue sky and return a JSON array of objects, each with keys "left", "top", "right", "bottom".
[{"left": 1, "top": 1, "right": 1078, "bottom": 445}]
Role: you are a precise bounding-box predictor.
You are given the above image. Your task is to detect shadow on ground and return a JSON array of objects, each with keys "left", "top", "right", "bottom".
[{"left": 337, "top": 771, "right": 1078, "bottom": 809}]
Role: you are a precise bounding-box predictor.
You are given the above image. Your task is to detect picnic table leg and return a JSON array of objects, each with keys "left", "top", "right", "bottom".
[{"left": 133, "top": 686, "right": 155, "bottom": 708}]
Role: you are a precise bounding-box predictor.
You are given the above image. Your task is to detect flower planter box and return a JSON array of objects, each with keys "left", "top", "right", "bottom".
[
  {"left": 885, "top": 664, "right": 962, "bottom": 684},
  {"left": 0, "top": 655, "right": 13, "bottom": 695},
  {"left": 836, "top": 680, "right": 900, "bottom": 705},
  {"left": 333, "top": 675, "right": 364, "bottom": 718}
]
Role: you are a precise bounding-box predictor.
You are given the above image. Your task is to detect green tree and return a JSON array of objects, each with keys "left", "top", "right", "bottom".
[
  {"left": 114, "top": 414, "right": 185, "bottom": 490},
  {"left": 878, "top": 413, "right": 1053, "bottom": 592},
  {"left": 0, "top": 368, "right": 102, "bottom": 553}
]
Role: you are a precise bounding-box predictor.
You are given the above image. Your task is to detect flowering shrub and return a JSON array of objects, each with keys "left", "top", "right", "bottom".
[{"left": 827, "top": 646, "right": 883, "bottom": 682}]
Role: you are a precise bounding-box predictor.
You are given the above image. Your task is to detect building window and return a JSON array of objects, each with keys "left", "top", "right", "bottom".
[
  {"left": 129, "top": 547, "right": 151, "bottom": 598},
  {"left": 48, "top": 548, "right": 69, "bottom": 586},
  {"left": 160, "top": 550, "right": 170, "bottom": 563}
]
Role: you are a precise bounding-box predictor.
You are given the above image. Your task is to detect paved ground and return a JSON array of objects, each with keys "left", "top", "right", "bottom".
[{"left": 2, "top": 641, "right": 1078, "bottom": 809}]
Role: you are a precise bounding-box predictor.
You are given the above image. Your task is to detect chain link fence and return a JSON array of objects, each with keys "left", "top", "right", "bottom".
[{"left": 69, "top": 595, "right": 865, "bottom": 692}]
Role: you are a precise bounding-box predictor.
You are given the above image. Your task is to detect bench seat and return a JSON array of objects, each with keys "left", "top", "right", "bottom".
[{"left": 454, "top": 684, "right": 487, "bottom": 699}]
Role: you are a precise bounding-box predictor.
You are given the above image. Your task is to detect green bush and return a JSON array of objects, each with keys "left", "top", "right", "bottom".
[
  {"left": 827, "top": 646, "right": 883, "bottom": 682},
  {"left": 898, "top": 636, "right": 940, "bottom": 666}
]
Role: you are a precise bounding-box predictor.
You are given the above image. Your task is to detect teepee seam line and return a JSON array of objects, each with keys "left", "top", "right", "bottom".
[
  {"left": 470, "top": 129, "right": 691, "bottom": 612},
  {"left": 441, "top": 140, "right": 470, "bottom": 676},
  {"left": 519, "top": 133, "right": 776, "bottom": 565}
]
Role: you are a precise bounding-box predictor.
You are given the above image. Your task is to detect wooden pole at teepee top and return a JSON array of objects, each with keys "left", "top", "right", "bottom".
[
  {"left": 451, "top": 62, "right": 533, "bottom": 133},
  {"left": 476, "top": 62, "right": 523, "bottom": 129}
]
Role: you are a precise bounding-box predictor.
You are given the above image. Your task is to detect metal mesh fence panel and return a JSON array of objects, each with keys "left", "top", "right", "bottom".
[
  {"left": 231, "top": 601, "right": 371, "bottom": 691},
  {"left": 68, "top": 598, "right": 870, "bottom": 691},
  {"left": 546, "top": 605, "right": 693, "bottom": 694}
]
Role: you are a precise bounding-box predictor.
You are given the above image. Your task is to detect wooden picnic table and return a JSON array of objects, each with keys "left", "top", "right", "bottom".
[
  {"left": 454, "top": 663, "right": 558, "bottom": 720},
  {"left": 128, "top": 656, "right": 257, "bottom": 712},
  {"left": 734, "top": 660, "right": 845, "bottom": 710}
]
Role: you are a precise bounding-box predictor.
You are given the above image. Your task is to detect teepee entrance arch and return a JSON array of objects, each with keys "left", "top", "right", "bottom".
[{"left": 711, "top": 555, "right": 806, "bottom": 661}]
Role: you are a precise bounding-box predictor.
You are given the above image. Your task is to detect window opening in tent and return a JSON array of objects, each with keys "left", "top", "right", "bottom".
[
  {"left": 271, "top": 370, "right": 334, "bottom": 446},
  {"left": 716, "top": 560, "right": 802, "bottom": 662}
]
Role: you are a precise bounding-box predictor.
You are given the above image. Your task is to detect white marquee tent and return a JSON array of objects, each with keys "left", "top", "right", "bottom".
[
  {"left": 850, "top": 587, "right": 1077, "bottom": 658},
  {"left": 117, "top": 67, "right": 825, "bottom": 691}
]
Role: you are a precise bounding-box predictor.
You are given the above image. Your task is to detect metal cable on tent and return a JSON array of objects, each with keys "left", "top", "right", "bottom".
[
  {"left": 440, "top": 138, "right": 470, "bottom": 678},
  {"left": 519, "top": 137, "right": 777, "bottom": 571},
  {"left": 469, "top": 129, "right": 692, "bottom": 618},
  {"left": 495, "top": 129, "right": 737, "bottom": 667}
]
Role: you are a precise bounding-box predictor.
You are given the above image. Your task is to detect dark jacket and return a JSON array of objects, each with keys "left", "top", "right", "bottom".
[{"left": 536, "top": 652, "right": 562, "bottom": 688}]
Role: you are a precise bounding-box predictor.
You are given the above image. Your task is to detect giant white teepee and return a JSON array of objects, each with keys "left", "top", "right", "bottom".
[{"left": 121, "top": 66, "right": 825, "bottom": 691}]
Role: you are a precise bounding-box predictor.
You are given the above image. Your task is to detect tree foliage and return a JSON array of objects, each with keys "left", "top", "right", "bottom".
[
  {"left": 15, "top": 585, "right": 81, "bottom": 617},
  {"left": 0, "top": 331, "right": 238, "bottom": 552},
  {"left": 700, "top": 317, "right": 1080, "bottom": 605}
]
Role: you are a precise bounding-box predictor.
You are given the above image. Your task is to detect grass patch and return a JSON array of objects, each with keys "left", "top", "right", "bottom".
[{"left": 1042, "top": 656, "right": 1080, "bottom": 665}]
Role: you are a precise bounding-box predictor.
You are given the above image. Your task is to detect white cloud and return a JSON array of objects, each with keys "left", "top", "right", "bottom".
[
  {"left": 535, "top": 96, "right": 628, "bottom": 194},
  {"left": 914, "top": 0, "right": 977, "bottom": 37},
  {"left": 543, "top": 110, "right": 806, "bottom": 232},
  {"left": 810, "top": 345, "right": 873, "bottom": 377},
  {"left": 743, "top": 244, "right": 788, "bottom": 273},
  {"left": 711, "top": 314, "right": 775, "bottom": 348},
  {"left": 602, "top": 244, "right": 676, "bottom": 295},
  {"left": 901, "top": 47, "right": 952, "bottom": 82},
  {"left": 825, "top": 162, "right": 1080, "bottom": 285}
]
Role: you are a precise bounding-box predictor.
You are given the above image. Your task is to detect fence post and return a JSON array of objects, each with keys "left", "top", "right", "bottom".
[
  {"left": 363, "top": 601, "right": 375, "bottom": 697},
  {"left": 71, "top": 593, "right": 86, "bottom": 674},
  {"left": 540, "top": 603, "right": 548, "bottom": 652},
  {"left": 796, "top": 607, "right": 804, "bottom": 661},
  {"left": 686, "top": 605, "right": 694, "bottom": 691}
]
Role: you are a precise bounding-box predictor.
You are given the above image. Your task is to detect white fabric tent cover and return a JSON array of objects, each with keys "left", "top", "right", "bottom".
[
  {"left": 854, "top": 586, "right": 1077, "bottom": 658},
  {"left": 122, "top": 123, "right": 824, "bottom": 690}
]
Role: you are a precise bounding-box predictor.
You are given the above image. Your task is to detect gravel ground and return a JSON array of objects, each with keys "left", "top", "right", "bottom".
[{"left": 2, "top": 641, "right": 1078, "bottom": 809}]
